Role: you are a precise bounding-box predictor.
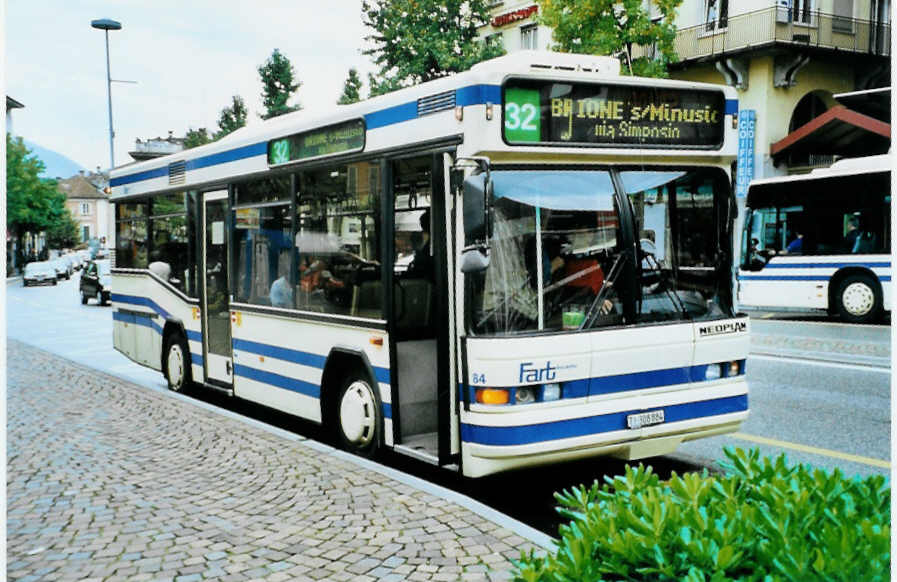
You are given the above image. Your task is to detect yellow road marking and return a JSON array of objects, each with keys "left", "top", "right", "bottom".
[{"left": 731, "top": 432, "right": 890, "bottom": 469}]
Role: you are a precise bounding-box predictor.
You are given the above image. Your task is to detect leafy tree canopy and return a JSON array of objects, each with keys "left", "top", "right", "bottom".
[
  {"left": 6, "top": 134, "right": 69, "bottom": 236},
  {"left": 47, "top": 209, "right": 80, "bottom": 249},
  {"left": 362, "top": 0, "right": 505, "bottom": 96},
  {"left": 184, "top": 127, "right": 213, "bottom": 149},
  {"left": 338, "top": 68, "right": 364, "bottom": 105},
  {"left": 540, "top": 0, "right": 681, "bottom": 78},
  {"left": 215, "top": 95, "right": 248, "bottom": 139},
  {"left": 258, "top": 48, "right": 302, "bottom": 119}
]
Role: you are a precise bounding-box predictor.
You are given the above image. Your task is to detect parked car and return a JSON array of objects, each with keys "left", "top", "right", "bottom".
[
  {"left": 23, "top": 261, "right": 58, "bottom": 286},
  {"left": 67, "top": 253, "right": 83, "bottom": 271},
  {"left": 80, "top": 259, "right": 112, "bottom": 305},
  {"left": 51, "top": 258, "right": 71, "bottom": 280}
]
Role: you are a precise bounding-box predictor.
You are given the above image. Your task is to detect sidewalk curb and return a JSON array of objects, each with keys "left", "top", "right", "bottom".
[{"left": 10, "top": 339, "right": 557, "bottom": 552}]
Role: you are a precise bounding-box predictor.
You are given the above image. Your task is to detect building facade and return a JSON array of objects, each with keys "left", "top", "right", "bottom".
[
  {"left": 58, "top": 172, "right": 112, "bottom": 246},
  {"left": 479, "top": 2, "right": 552, "bottom": 53},
  {"left": 480, "top": 0, "right": 891, "bottom": 181}
]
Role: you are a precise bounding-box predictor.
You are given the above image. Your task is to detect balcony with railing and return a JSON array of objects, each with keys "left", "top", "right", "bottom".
[{"left": 656, "top": 7, "right": 890, "bottom": 64}]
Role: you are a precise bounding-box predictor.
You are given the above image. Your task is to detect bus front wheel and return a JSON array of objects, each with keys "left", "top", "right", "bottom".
[
  {"left": 163, "top": 333, "right": 192, "bottom": 393},
  {"left": 334, "top": 374, "right": 381, "bottom": 457},
  {"left": 836, "top": 274, "right": 881, "bottom": 324}
]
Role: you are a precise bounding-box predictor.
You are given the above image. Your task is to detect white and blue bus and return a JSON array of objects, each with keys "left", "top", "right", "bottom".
[
  {"left": 109, "top": 51, "right": 749, "bottom": 477},
  {"left": 739, "top": 154, "right": 891, "bottom": 323}
]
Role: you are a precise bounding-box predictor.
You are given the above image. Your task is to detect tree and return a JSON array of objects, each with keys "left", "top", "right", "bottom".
[
  {"left": 214, "top": 95, "right": 248, "bottom": 139},
  {"left": 46, "top": 210, "right": 80, "bottom": 249},
  {"left": 362, "top": 0, "right": 505, "bottom": 95},
  {"left": 258, "top": 49, "right": 301, "bottom": 119},
  {"left": 184, "top": 127, "right": 212, "bottom": 149},
  {"left": 540, "top": 0, "right": 681, "bottom": 78},
  {"left": 337, "top": 69, "right": 363, "bottom": 105},
  {"left": 6, "top": 134, "right": 69, "bottom": 243}
]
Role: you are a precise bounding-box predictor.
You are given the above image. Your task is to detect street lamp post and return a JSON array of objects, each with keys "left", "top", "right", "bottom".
[{"left": 91, "top": 18, "right": 122, "bottom": 170}]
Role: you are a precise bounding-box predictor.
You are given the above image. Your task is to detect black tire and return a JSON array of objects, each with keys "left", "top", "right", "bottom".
[
  {"left": 332, "top": 371, "right": 382, "bottom": 457},
  {"left": 836, "top": 274, "right": 881, "bottom": 324},
  {"left": 162, "top": 332, "right": 192, "bottom": 392},
  {"left": 52, "top": 279, "right": 57, "bottom": 286},
  {"left": 22, "top": 281, "right": 28, "bottom": 287},
  {"left": 81, "top": 292, "right": 88, "bottom": 305},
  {"left": 98, "top": 291, "right": 108, "bottom": 306}
]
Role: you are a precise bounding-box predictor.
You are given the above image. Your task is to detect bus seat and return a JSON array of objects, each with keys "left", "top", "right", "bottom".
[
  {"left": 353, "top": 280, "right": 383, "bottom": 318},
  {"left": 396, "top": 278, "right": 433, "bottom": 338}
]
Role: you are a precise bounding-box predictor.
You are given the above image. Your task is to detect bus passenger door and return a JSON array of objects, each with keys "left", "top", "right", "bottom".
[
  {"left": 201, "top": 190, "right": 234, "bottom": 388},
  {"left": 388, "top": 152, "right": 455, "bottom": 466}
]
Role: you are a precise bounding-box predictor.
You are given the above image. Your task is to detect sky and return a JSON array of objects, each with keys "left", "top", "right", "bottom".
[{"left": 5, "top": 1, "right": 377, "bottom": 174}]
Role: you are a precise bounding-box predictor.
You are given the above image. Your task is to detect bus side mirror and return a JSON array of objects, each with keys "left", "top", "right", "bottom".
[
  {"left": 461, "top": 173, "right": 492, "bottom": 273},
  {"left": 462, "top": 173, "right": 493, "bottom": 246}
]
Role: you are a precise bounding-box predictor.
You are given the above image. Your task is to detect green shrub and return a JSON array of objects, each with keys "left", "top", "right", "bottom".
[{"left": 513, "top": 448, "right": 890, "bottom": 581}]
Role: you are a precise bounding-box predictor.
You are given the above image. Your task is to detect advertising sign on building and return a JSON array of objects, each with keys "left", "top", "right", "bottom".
[{"left": 736, "top": 110, "right": 756, "bottom": 198}]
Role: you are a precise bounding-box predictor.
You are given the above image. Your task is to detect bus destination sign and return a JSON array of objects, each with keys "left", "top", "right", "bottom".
[
  {"left": 268, "top": 119, "right": 365, "bottom": 165},
  {"left": 503, "top": 81, "right": 725, "bottom": 148}
]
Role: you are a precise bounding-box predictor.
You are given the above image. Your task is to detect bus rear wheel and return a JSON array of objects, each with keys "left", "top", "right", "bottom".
[
  {"left": 163, "top": 333, "right": 192, "bottom": 392},
  {"left": 836, "top": 274, "right": 881, "bottom": 324},
  {"left": 334, "top": 374, "right": 381, "bottom": 457}
]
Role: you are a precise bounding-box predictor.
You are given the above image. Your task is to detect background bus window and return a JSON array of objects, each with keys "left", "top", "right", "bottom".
[
  {"left": 115, "top": 201, "right": 148, "bottom": 268},
  {"left": 232, "top": 177, "right": 292, "bottom": 307},
  {"left": 149, "top": 192, "right": 189, "bottom": 292},
  {"left": 295, "top": 162, "right": 381, "bottom": 317},
  {"left": 744, "top": 171, "right": 890, "bottom": 264},
  {"left": 623, "top": 168, "right": 731, "bottom": 322}
]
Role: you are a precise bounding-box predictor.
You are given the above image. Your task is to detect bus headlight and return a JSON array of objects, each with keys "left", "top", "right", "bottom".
[
  {"left": 515, "top": 386, "right": 536, "bottom": 404},
  {"left": 541, "top": 383, "right": 562, "bottom": 401},
  {"left": 705, "top": 364, "right": 723, "bottom": 381}
]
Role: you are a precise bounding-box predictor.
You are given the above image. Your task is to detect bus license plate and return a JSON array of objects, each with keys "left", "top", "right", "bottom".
[{"left": 627, "top": 410, "right": 665, "bottom": 429}]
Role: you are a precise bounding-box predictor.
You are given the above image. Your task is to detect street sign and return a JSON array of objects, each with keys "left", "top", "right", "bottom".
[{"left": 736, "top": 109, "right": 756, "bottom": 198}]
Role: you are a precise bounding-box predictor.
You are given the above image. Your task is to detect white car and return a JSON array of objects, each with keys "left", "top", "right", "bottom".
[{"left": 23, "top": 261, "right": 58, "bottom": 286}]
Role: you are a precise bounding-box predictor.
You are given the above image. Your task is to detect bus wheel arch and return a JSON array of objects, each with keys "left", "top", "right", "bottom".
[
  {"left": 162, "top": 321, "right": 193, "bottom": 392},
  {"left": 829, "top": 268, "right": 882, "bottom": 323},
  {"left": 321, "top": 349, "right": 383, "bottom": 456}
]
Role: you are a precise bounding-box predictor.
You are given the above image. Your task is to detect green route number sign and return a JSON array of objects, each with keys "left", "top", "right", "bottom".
[{"left": 504, "top": 88, "right": 541, "bottom": 143}]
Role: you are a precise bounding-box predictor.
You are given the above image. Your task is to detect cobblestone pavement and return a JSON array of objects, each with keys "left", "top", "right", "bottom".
[{"left": 7, "top": 341, "right": 541, "bottom": 582}]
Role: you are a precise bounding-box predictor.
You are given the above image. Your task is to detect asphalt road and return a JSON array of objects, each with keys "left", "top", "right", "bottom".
[{"left": 6, "top": 273, "right": 891, "bottom": 535}]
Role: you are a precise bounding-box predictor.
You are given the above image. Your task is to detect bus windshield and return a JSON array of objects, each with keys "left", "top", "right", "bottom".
[{"left": 468, "top": 167, "right": 732, "bottom": 335}]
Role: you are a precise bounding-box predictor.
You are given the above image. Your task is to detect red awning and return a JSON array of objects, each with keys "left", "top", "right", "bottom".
[{"left": 770, "top": 105, "right": 891, "bottom": 158}]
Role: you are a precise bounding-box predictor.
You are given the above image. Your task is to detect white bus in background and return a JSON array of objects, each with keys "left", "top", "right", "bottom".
[
  {"left": 739, "top": 154, "right": 891, "bottom": 323},
  {"left": 109, "top": 51, "right": 749, "bottom": 478}
]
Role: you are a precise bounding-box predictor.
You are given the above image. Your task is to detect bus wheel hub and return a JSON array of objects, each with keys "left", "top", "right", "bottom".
[
  {"left": 340, "top": 381, "right": 376, "bottom": 445},
  {"left": 843, "top": 282, "right": 874, "bottom": 316}
]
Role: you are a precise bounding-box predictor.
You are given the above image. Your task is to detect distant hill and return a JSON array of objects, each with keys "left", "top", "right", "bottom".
[{"left": 21, "top": 139, "right": 86, "bottom": 180}]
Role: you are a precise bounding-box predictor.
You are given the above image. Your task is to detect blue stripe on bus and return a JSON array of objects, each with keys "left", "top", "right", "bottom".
[
  {"left": 233, "top": 338, "right": 327, "bottom": 368},
  {"left": 232, "top": 337, "right": 391, "bottom": 384},
  {"left": 460, "top": 394, "right": 748, "bottom": 446},
  {"left": 185, "top": 141, "right": 267, "bottom": 171},
  {"left": 465, "top": 363, "right": 744, "bottom": 403},
  {"left": 186, "top": 329, "right": 203, "bottom": 343},
  {"left": 233, "top": 364, "right": 321, "bottom": 398},
  {"left": 725, "top": 99, "right": 738, "bottom": 115},
  {"left": 364, "top": 101, "right": 419, "bottom": 130},
  {"left": 110, "top": 166, "right": 169, "bottom": 187},
  {"left": 456, "top": 84, "right": 502, "bottom": 107},
  {"left": 740, "top": 275, "right": 891, "bottom": 281},
  {"left": 382, "top": 402, "right": 392, "bottom": 419},
  {"left": 191, "top": 353, "right": 204, "bottom": 367},
  {"left": 113, "top": 310, "right": 163, "bottom": 335},
  {"left": 111, "top": 293, "right": 172, "bottom": 319},
  {"left": 763, "top": 262, "right": 891, "bottom": 269}
]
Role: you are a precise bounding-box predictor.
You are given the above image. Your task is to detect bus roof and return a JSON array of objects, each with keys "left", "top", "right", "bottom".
[
  {"left": 110, "top": 51, "right": 739, "bottom": 200},
  {"left": 748, "top": 154, "right": 892, "bottom": 189}
]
